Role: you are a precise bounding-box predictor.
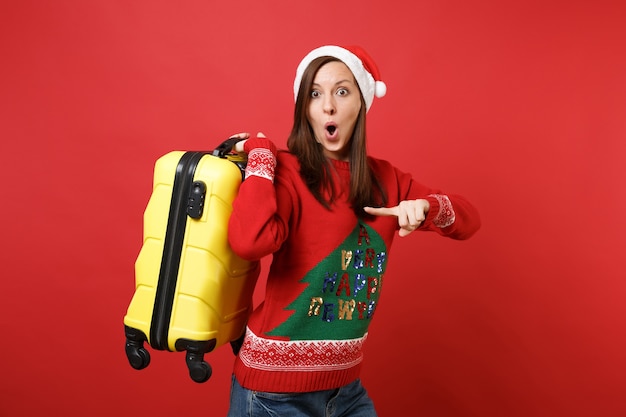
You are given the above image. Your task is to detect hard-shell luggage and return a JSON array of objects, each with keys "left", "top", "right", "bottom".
[{"left": 123, "top": 138, "right": 259, "bottom": 383}]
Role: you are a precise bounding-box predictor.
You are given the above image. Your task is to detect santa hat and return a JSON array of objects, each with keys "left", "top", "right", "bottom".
[{"left": 293, "top": 45, "right": 387, "bottom": 112}]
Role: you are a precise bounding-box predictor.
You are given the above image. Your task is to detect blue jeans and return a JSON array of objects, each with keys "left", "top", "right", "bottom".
[{"left": 226, "top": 375, "right": 378, "bottom": 417}]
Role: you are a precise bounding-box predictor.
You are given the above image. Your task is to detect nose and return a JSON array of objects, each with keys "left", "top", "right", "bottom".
[{"left": 323, "top": 95, "right": 336, "bottom": 115}]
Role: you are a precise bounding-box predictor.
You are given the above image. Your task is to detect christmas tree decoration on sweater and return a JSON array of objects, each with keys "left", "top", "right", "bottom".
[
  {"left": 267, "top": 222, "right": 387, "bottom": 341},
  {"left": 238, "top": 221, "right": 387, "bottom": 374}
]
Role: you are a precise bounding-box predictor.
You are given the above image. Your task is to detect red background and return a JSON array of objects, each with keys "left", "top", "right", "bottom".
[{"left": 2, "top": 1, "right": 625, "bottom": 416}]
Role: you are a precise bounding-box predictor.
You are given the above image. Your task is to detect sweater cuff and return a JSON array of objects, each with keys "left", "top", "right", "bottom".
[
  {"left": 244, "top": 138, "right": 278, "bottom": 182},
  {"left": 427, "top": 194, "right": 456, "bottom": 228}
]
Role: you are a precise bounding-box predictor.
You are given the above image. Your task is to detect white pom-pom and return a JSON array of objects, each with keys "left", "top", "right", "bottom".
[{"left": 375, "top": 81, "right": 387, "bottom": 98}]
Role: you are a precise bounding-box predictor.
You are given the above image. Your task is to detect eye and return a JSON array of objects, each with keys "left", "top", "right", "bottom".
[
  {"left": 311, "top": 90, "right": 321, "bottom": 98},
  {"left": 337, "top": 87, "right": 349, "bottom": 96}
]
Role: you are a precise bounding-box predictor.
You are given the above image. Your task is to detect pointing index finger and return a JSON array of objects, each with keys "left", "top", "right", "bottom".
[{"left": 363, "top": 206, "right": 398, "bottom": 217}]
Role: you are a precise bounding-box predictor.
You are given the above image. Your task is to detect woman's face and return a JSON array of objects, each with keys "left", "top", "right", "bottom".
[{"left": 306, "top": 61, "right": 362, "bottom": 161}]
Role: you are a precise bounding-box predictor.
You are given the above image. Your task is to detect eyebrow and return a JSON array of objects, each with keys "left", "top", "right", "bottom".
[{"left": 312, "top": 79, "right": 354, "bottom": 88}]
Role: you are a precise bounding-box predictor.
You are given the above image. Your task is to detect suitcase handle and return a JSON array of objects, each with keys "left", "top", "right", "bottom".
[{"left": 212, "top": 137, "right": 243, "bottom": 158}]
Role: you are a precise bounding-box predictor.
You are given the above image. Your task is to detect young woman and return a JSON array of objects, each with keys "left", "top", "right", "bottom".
[{"left": 226, "top": 45, "right": 481, "bottom": 416}]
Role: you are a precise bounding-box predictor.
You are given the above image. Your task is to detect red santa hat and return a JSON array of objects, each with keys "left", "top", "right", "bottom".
[{"left": 293, "top": 45, "right": 387, "bottom": 112}]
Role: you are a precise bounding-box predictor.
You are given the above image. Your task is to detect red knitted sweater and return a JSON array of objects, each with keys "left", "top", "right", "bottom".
[{"left": 227, "top": 139, "right": 480, "bottom": 393}]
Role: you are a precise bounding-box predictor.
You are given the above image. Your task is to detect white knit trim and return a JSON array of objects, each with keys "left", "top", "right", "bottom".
[
  {"left": 238, "top": 328, "right": 367, "bottom": 372},
  {"left": 428, "top": 194, "right": 456, "bottom": 228},
  {"left": 244, "top": 148, "right": 276, "bottom": 182}
]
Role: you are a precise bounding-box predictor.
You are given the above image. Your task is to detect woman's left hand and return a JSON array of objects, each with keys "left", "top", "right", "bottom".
[{"left": 364, "top": 199, "right": 430, "bottom": 237}]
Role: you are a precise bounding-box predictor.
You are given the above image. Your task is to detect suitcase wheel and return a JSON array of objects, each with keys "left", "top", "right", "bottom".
[
  {"left": 187, "top": 357, "right": 212, "bottom": 383},
  {"left": 126, "top": 343, "right": 151, "bottom": 370},
  {"left": 186, "top": 351, "right": 213, "bottom": 383},
  {"left": 176, "top": 338, "right": 216, "bottom": 383},
  {"left": 124, "top": 326, "right": 151, "bottom": 370}
]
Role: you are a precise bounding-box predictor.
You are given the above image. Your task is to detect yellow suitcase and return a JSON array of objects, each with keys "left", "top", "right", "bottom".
[{"left": 123, "top": 139, "right": 259, "bottom": 382}]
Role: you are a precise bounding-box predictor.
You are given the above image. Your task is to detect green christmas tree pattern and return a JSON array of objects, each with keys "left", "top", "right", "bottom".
[{"left": 267, "top": 222, "right": 387, "bottom": 341}]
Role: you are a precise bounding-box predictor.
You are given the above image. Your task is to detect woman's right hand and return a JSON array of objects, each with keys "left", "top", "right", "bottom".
[{"left": 229, "top": 132, "right": 266, "bottom": 153}]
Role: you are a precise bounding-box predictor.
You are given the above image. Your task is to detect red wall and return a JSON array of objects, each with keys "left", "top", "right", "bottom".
[{"left": 2, "top": 1, "right": 625, "bottom": 416}]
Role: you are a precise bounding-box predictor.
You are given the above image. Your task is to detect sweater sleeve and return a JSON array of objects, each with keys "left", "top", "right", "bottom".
[
  {"left": 379, "top": 159, "right": 481, "bottom": 240},
  {"left": 422, "top": 192, "right": 481, "bottom": 240},
  {"left": 228, "top": 138, "right": 291, "bottom": 261}
]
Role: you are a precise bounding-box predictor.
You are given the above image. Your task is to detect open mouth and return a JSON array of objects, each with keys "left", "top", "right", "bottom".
[
  {"left": 324, "top": 122, "right": 338, "bottom": 139},
  {"left": 322, "top": 121, "right": 339, "bottom": 141}
]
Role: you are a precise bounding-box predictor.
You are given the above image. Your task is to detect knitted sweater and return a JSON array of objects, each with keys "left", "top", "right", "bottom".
[{"left": 227, "top": 139, "right": 480, "bottom": 393}]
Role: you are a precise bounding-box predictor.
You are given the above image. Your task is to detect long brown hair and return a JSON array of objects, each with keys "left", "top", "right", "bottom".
[{"left": 287, "top": 56, "right": 387, "bottom": 217}]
